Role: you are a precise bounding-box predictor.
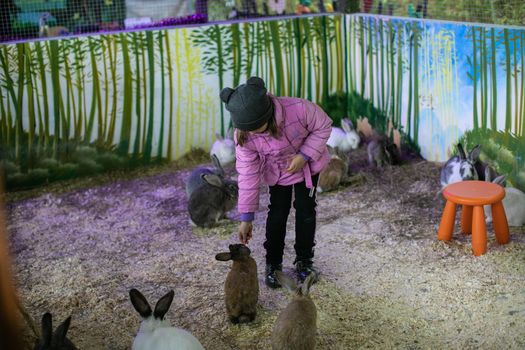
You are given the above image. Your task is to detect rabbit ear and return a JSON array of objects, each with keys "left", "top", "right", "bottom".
[
  {"left": 493, "top": 175, "right": 506, "bottom": 186},
  {"left": 484, "top": 166, "right": 492, "bottom": 182},
  {"left": 203, "top": 174, "right": 223, "bottom": 188},
  {"left": 456, "top": 143, "right": 467, "bottom": 160},
  {"left": 215, "top": 132, "right": 224, "bottom": 141},
  {"left": 211, "top": 154, "right": 225, "bottom": 176},
  {"left": 129, "top": 289, "right": 153, "bottom": 318},
  {"left": 53, "top": 316, "right": 71, "bottom": 345},
  {"left": 154, "top": 290, "right": 174, "bottom": 320},
  {"left": 468, "top": 145, "right": 481, "bottom": 161},
  {"left": 301, "top": 273, "right": 316, "bottom": 296},
  {"left": 274, "top": 271, "right": 298, "bottom": 293},
  {"left": 215, "top": 252, "right": 232, "bottom": 261},
  {"left": 341, "top": 118, "right": 354, "bottom": 132},
  {"left": 226, "top": 127, "right": 234, "bottom": 139},
  {"left": 40, "top": 312, "right": 53, "bottom": 347},
  {"left": 220, "top": 87, "right": 235, "bottom": 103}
]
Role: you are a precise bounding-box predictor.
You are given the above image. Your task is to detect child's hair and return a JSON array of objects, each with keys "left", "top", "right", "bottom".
[{"left": 235, "top": 114, "right": 280, "bottom": 147}]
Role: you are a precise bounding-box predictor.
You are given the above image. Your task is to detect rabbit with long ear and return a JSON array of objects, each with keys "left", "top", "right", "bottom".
[
  {"left": 271, "top": 271, "right": 317, "bottom": 350},
  {"left": 484, "top": 167, "right": 525, "bottom": 227},
  {"left": 439, "top": 143, "right": 479, "bottom": 188},
  {"left": 210, "top": 127, "right": 236, "bottom": 166},
  {"left": 215, "top": 244, "right": 259, "bottom": 324},
  {"left": 186, "top": 154, "right": 227, "bottom": 198},
  {"left": 186, "top": 154, "right": 226, "bottom": 198},
  {"left": 129, "top": 289, "right": 204, "bottom": 350},
  {"left": 326, "top": 118, "right": 360, "bottom": 152},
  {"left": 188, "top": 173, "right": 238, "bottom": 227},
  {"left": 34, "top": 312, "right": 77, "bottom": 350}
]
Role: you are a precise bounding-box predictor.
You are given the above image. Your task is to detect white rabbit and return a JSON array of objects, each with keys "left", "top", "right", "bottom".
[
  {"left": 210, "top": 128, "right": 235, "bottom": 166},
  {"left": 129, "top": 289, "right": 204, "bottom": 350},
  {"left": 326, "top": 118, "right": 360, "bottom": 152},
  {"left": 484, "top": 168, "right": 525, "bottom": 227}
]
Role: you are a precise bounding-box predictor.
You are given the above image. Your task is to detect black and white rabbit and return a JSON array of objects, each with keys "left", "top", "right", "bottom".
[
  {"left": 440, "top": 143, "right": 479, "bottom": 188},
  {"left": 129, "top": 289, "right": 204, "bottom": 350},
  {"left": 34, "top": 312, "right": 77, "bottom": 350},
  {"left": 185, "top": 154, "right": 226, "bottom": 198},
  {"left": 187, "top": 173, "right": 238, "bottom": 228}
]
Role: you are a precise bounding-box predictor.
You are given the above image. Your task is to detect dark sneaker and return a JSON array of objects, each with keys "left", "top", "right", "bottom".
[
  {"left": 295, "top": 260, "right": 319, "bottom": 283},
  {"left": 265, "top": 264, "right": 283, "bottom": 289}
]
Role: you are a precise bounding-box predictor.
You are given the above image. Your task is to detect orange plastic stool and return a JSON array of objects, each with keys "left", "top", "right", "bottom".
[{"left": 437, "top": 181, "right": 509, "bottom": 256}]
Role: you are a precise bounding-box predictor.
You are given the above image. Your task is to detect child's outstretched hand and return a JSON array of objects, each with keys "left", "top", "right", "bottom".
[
  {"left": 238, "top": 221, "right": 253, "bottom": 244},
  {"left": 286, "top": 154, "right": 307, "bottom": 173}
]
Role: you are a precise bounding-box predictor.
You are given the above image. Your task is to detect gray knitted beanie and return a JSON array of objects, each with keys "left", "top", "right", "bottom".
[{"left": 220, "top": 77, "right": 274, "bottom": 131}]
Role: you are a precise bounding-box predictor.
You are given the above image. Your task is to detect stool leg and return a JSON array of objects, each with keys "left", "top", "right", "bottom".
[
  {"left": 438, "top": 200, "right": 456, "bottom": 241},
  {"left": 491, "top": 201, "right": 510, "bottom": 245},
  {"left": 472, "top": 206, "right": 487, "bottom": 256},
  {"left": 461, "top": 205, "right": 473, "bottom": 234}
]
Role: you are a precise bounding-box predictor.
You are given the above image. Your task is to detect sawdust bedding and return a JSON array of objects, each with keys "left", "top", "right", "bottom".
[{"left": 6, "top": 147, "right": 525, "bottom": 349}]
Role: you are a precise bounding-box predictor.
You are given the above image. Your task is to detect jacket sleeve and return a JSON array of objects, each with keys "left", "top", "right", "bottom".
[
  {"left": 235, "top": 137, "right": 262, "bottom": 216},
  {"left": 298, "top": 100, "right": 333, "bottom": 161}
]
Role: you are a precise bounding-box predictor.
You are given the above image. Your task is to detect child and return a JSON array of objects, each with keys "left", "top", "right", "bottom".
[{"left": 220, "top": 76, "right": 332, "bottom": 288}]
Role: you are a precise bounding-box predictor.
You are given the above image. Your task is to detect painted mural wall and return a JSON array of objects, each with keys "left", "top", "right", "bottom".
[
  {"left": 348, "top": 15, "right": 525, "bottom": 190},
  {"left": 0, "top": 15, "right": 345, "bottom": 190},
  {"left": 1, "top": 13, "right": 525, "bottom": 191}
]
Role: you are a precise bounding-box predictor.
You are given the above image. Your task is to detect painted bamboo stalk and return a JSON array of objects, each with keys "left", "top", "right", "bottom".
[
  {"left": 174, "top": 30, "right": 182, "bottom": 157},
  {"left": 143, "top": 31, "right": 155, "bottom": 163},
  {"left": 269, "top": 20, "right": 284, "bottom": 96},
  {"left": 490, "top": 28, "right": 497, "bottom": 130},
  {"left": 512, "top": 31, "right": 519, "bottom": 134},
  {"left": 231, "top": 23, "right": 242, "bottom": 89},
  {"left": 395, "top": 22, "right": 403, "bottom": 128},
  {"left": 106, "top": 36, "right": 118, "bottom": 146},
  {"left": 157, "top": 31, "right": 166, "bottom": 161},
  {"left": 413, "top": 23, "right": 420, "bottom": 145},
  {"left": 24, "top": 44, "right": 36, "bottom": 168},
  {"left": 293, "top": 18, "right": 302, "bottom": 97},
  {"left": 472, "top": 27, "right": 479, "bottom": 129},
  {"left": 367, "top": 17, "right": 374, "bottom": 104},
  {"left": 87, "top": 37, "right": 103, "bottom": 145},
  {"left": 117, "top": 33, "right": 132, "bottom": 157},
  {"left": 504, "top": 29, "right": 511, "bottom": 133},
  {"left": 165, "top": 32, "right": 174, "bottom": 161},
  {"left": 183, "top": 29, "right": 194, "bottom": 152},
  {"left": 101, "top": 37, "right": 109, "bottom": 141},
  {"left": 140, "top": 33, "right": 148, "bottom": 152},
  {"left": 481, "top": 28, "right": 487, "bottom": 129},
  {"left": 132, "top": 33, "right": 143, "bottom": 160},
  {"left": 35, "top": 42, "right": 50, "bottom": 153},
  {"left": 48, "top": 41, "right": 62, "bottom": 160}
]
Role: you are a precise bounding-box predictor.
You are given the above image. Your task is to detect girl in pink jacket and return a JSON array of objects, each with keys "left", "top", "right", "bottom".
[{"left": 220, "top": 77, "right": 332, "bottom": 288}]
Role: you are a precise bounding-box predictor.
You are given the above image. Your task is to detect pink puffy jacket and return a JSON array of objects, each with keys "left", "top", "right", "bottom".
[{"left": 235, "top": 96, "right": 332, "bottom": 217}]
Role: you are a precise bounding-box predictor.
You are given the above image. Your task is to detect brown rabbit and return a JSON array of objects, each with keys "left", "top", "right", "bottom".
[
  {"left": 215, "top": 244, "right": 259, "bottom": 324},
  {"left": 271, "top": 271, "right": 317, "bottom": 350},
  {"left": 317, "top": 146, "right": 349, "bottom": 193}
]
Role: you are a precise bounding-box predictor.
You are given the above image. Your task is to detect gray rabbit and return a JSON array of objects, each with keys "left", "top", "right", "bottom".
[
  {"left": 186, "top": 154, "right": 226, "bottom": 198},
  {"left": 188, "top": 173, "right": 238, "bottom": 228}
]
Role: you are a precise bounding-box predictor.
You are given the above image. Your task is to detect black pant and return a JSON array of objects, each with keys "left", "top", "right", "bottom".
[{"left": 264, "top": 174, "right": 319, "bottom": 266}]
